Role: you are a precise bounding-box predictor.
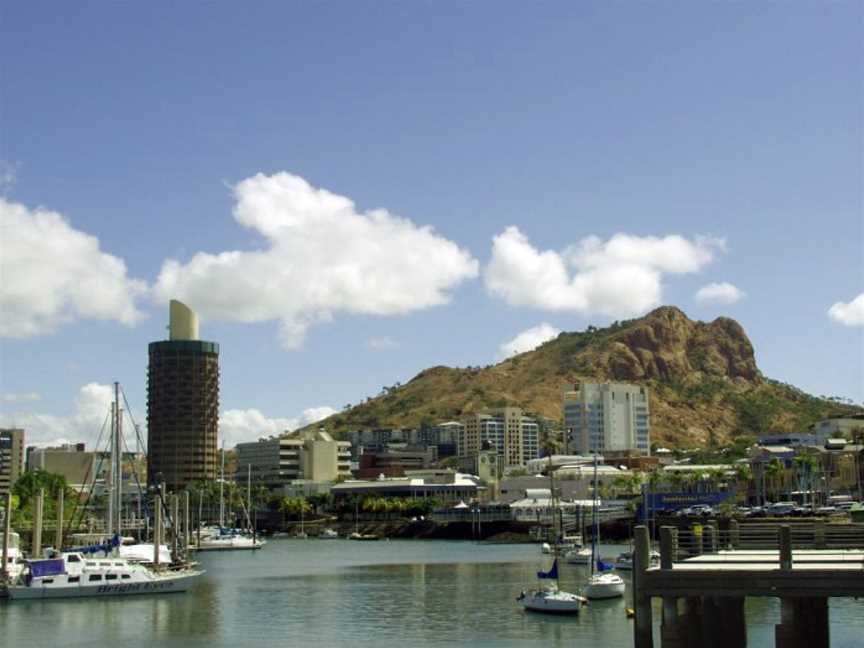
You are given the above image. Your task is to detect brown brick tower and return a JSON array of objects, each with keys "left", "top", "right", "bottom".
[{"left": 147, "top": 300, "right": 219, "bottom": 490}]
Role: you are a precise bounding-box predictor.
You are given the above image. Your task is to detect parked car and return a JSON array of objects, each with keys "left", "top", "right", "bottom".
[{"left": 766, "top": 502, "right": 795, "bottom": 516}]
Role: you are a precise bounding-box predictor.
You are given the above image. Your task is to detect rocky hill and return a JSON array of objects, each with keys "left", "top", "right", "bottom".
[{"left": 314, "top": 306, "right": 861, "bottom": 448}]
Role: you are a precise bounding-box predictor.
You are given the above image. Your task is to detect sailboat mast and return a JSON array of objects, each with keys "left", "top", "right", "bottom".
[
  {"left": 115, "top": 382, "right": 123, "bottom": 539},
  {"left": 219, "top": 442, "right": 225, "bottom": 528},
  {"left": 107, "top": 400, "right": 115, "bottom": 537},
  {"left": 591, "top": 452, "right": 599, "bottom": 576},
  {"left": 548, "top": 454, "right": 560, "bottom": 587}
]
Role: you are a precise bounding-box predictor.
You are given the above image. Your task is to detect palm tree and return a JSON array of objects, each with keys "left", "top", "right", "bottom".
[
  {"left": 733, "top": 464, "right": 753, "bottom": 503},
  {"left": 765, "top": 459, "right": 784, "bottom": 503},
  {"left": 793, "top": 454, "right": 817, "bottom": 508}
]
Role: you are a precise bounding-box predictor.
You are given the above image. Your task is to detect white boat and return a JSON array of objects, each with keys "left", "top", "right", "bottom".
[
  {"left": 582, "top": 454, "right": 624, "bottom": 600},
  {"left": 7, "top": 552, "right": 201, "bottom": 600},
  {"left": 518, "top": 581, "right": 588, "bottom": 615},
  {"left": 542, "top": 534, "right": 582, "bottom": 555},
  {"left": 319, "top": 528, "right": 339, "bottom": 539},
  {"left": 196, "top": 531, "right": 265, "bottom": 551},
  {"left": 519, "top": 457, "right": 586, "bottom": 615},
  {"left": 1, "top": 531, "right": 26, "bottom": 584},
  {"left": 541, "top": 542, "right": 552, "bottom": 554},
  {"left": 583, "top": 572, "right": 626, "bottom": 600},
  {"left": 613, "top": 550, "right": 660, "bottom": 571},
  {"left": 564, "top": 547, "right": 592, "bottom": 564}
]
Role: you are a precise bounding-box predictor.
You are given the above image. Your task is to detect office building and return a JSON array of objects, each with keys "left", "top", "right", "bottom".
[
  {"left": 564, "top": 382, "right": 650, "bottom": 455},
  {"left": 0, "top": 428, "right": 25, "bottom": 496},
  {"left": 235, "top": 428, "right": 351, "bottom": 490},
  {"left": 147, "top": 300, "right": 220, "bottom": 490}
]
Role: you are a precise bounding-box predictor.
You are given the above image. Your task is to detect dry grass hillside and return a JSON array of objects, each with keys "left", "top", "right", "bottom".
[{"left": 311, "top": 306, "right": 861, "bottom": 448}]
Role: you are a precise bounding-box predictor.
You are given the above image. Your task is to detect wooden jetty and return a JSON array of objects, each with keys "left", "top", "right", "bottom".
[{"left": 632, "top": 522, "right": 864, "bottom": 648}]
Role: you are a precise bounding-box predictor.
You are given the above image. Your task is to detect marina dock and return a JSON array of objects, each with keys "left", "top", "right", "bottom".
[{"left": 631, "top": 522, "right": 864, "bottom": 648}]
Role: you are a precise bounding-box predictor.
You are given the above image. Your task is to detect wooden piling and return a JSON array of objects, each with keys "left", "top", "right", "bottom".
[
  {"left": 633, "top": 525, "right": 654, "bottom": 648},
  {"left": 32, "top": 489, "right": 44, "bottom": 559},
  {"left": 55, "top": 487, "right": 64, "bottom": 551}
]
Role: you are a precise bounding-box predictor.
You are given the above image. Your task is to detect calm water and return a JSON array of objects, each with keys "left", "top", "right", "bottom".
[{"left": 1, "top": 539, "right": 862, "bottom": 647}]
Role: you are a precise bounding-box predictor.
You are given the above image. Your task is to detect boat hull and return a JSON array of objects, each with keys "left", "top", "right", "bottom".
[
  {"left": 584, "top": 576, "right": 626, "bottom": 600},
  {"left": 519, "top": 591, "right": 585, "bottom": 615},
  {"left": 7, "top": 572, "right": 201, "bottom": 600}
]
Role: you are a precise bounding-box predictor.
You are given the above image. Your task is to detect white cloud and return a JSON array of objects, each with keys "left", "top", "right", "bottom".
[
  {"left": 367, "top": 336, "right": 400, "bottom": 350},
  {"left": 0, "top": 199, "right": 147, "bottom": 338},
  {"left": 153, "top": 172, "right": 479, "bottom": 349},
  {"left": 499, "top": 323, "right": 561, "bottom": 359},
  {"left": 2, "top": 391, "right": 41, "bottom": 403},
  {"left": 828, "top": 293, "right": 864, "bottom": 327},
  {"left": 484, "top": 227, "right": 724, "bottom": 317},
  {"left": 0, "top": 382, "right": 141, "bottom": 449},
  {"left": 220, "top": 405, "right": 337, "bottom": 448},
  {"left": 694, "top": 282, "right": 746, "bottom": 304}
]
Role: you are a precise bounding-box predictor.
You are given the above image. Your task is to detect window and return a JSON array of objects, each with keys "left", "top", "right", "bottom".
[
  {"left": 68, "top": 576, "right": 80, "bottom": 583},
  {"left": 106, "top": 574, "right": 118, "bottom": 581},
  {"left": 42, "top": 579, "right": 54, "bottom": 584},
  {"left": 121, "top": 574, "right": 131, "bottom": 580},
  {"left": 89, "top": 575, "right": 103, "bottom": 582},
  {"left": 67, "top": 555, "right": 81, "bottom": 563}
]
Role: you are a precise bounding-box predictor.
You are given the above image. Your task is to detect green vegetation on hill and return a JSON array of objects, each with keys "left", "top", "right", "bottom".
[{"left": 313, "top": 306, "right": 861, "bottom": 448}]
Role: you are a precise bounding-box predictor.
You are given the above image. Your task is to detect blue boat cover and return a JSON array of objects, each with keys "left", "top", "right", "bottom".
[
  {"left": 29, "top": 558, "right": 66, "bottom": 578},
  {"left": 537, "top": 559, "right": 559, "bottom": 580},
  {"left": 597, "top": 559, "right": 614, "bottom": 572}
]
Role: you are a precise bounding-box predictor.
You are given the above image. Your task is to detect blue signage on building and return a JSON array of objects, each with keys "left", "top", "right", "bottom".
[{"left": 636, "top": 491, "right": 734, "bottom": 520}]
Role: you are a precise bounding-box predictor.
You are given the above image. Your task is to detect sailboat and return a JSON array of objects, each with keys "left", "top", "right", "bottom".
[
  {"left": 295, "top": 503, "right": 307, "bottom": 539},
  {"left": 582, "top": 453, "right": 625, "bottom": 600},
  {"left": 517, "top": 458, "right": 587, "bottom": 615},
  {"left": 8, "top": 383, "right": 202, "bottom": 600},
  {"left": 196, "top": 446, "right": 264, "bottom": 551}
]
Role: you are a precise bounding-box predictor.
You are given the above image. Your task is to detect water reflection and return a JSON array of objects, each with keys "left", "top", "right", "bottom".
[{"left": 1, "top": 540, "right": 862, "bottom": 647}]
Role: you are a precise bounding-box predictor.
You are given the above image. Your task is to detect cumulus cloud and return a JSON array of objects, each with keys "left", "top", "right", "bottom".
[
  {"left": 220, "top": 405, "right": 337, "bottom": 447},
  {"left": 0, "top": 199, "right": 147, "bottom": 338},
  {"left": 0, "top": 382, "right": 140, "bottom": 449},
  {"left": 694, "top": 282, "right": 746, "bottom": 304},
  {"left": 153, "top": 172, "right": 479, "bottom": 349},
  {"left": 828, "top": 293, "right": 864, "bottom": 327},
  {"left": 2, "top": 391, "right": 41, "bottom": 403},
  {"left": 499, "top": 323, "right": 561, "bottom": 359},
  {"left": 367, "top": 336, "right": 400, "bottom": 350},
  {"left": 484, "top": 227, "right": 724, "bottom": 318}
]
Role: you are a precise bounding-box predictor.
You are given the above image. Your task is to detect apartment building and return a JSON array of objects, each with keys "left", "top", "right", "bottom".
[
  {"left": 460, "top": 408, "right": 539, "bottom": 467},
  {"left": 564, "top": 382, "right": 650, "bottom": 455}
]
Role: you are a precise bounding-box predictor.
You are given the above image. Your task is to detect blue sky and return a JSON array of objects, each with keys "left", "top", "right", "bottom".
[{"left": 1, "top": 2, "right": 862, "bottom": 447}]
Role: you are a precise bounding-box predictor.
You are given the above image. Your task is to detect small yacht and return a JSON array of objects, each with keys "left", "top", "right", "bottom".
[
  {"left": 583, "top": 572, "right": 626, "bottom": 600},
  {"left": 612, "top": 550, "right": 660, "bottom": 571},
  {"left": 7, "top": 553, "right": 202, "bottom": 600},
  {"left": 319, "top": 528, "right": 339, "bottom": 539},
  {"left": 1, "top": 531, "right": 26, "bottom": 585},
  {"left": 518, "top": 584, "right": 588, "bottom": 615},
  {"left": 564, "top": 547, "right": 592, "bottom": 564},
  {"left": 196, "top": 530, "right": 265, "bottom": 551}
]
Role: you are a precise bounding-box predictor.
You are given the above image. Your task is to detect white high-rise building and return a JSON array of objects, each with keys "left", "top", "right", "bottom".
[{"left": 563, "top": 383, "right": 650, "bottom": 456}]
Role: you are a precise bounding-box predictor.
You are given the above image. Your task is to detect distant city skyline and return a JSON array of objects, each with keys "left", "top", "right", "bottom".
[{"left": 0, "top": 2, "right": 861, "bottom": 448}]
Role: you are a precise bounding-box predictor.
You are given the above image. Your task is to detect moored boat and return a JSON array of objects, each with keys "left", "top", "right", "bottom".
[{"left": 7, "top": 553, "right": 201, "bottom": 600}]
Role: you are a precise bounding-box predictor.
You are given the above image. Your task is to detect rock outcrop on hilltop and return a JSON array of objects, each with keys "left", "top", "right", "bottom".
[{"left": 310, "top": 306, "right": 861, "bottom": 448}]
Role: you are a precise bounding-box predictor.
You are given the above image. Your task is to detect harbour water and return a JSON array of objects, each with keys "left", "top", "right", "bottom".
[{"left": 2, "top": 539, "right": 862, "bottom": 647}]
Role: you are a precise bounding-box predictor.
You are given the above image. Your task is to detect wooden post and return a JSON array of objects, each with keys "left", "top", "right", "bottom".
[
  {"left": 704, "top": 524, "right": 717, "bottom": 554},
  {"left": 32, "top": 488, "right": 44, "bottom": 559},
  {"left": 779, "top": 525, "right": 792, "bottom": 570},
  {"left": 633, "top": 525, "right": 654, "bottom": 648},
  {"left": 729, "top": 518, "right": 739, "bottom": 549},
  {"left": 717, "top": 597, "right": 747, "bottom": 648},
  {"left": 1, "top": 492, "right": 11, "bottom": 580},
  {"left": 55, "top": 487, "right": 64, "bottom": 551},
  {"left": 776, "top": 597, "right": 829, "bottom": 648},
  {"left": 660, "top": 526, "right": 675, "bottom": 569},
  {"left": 153, "top": 495, "right": 162, "bottom": 567}
]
